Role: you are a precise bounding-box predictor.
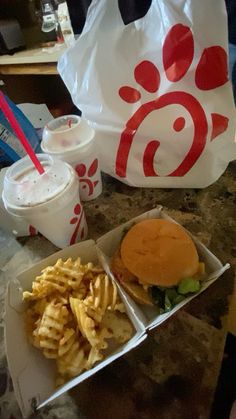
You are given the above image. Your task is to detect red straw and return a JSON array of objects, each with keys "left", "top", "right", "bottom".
[{"left": 0, "top": 91, "right": 45, "bottom": 175}]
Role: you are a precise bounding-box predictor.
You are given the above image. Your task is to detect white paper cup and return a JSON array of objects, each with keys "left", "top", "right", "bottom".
[
  {"left": 41, "top": 115, "right": 102, "bottom": 201},
  {"left": 2, "top": 154, "right": 88, "bottom": 248},
  {"left": 0, "top": 167, "right": 37, "bottom": 237}
]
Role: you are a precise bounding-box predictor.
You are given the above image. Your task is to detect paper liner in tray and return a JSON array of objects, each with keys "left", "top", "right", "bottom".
[
  {"left": 96, "top": 206, "right": 230, "bottom": 330},
  {"left": 4, "top": 240, "right": 146, "bottom": 418}
]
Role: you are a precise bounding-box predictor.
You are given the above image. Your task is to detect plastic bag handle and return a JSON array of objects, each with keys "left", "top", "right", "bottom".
[
  {"left": 118, "top": 0, "right": 152, "bottom": 25},
  {"left": 82, "top": 0, "right": 124, "bottom": 35},
  {"left": 84, "top": 0, "right": 159, "bottom": 32}
]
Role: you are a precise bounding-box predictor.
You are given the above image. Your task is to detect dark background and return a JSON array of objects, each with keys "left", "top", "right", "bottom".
[{"left": 0, "top": 0, "right": 153, "bottom": 42}]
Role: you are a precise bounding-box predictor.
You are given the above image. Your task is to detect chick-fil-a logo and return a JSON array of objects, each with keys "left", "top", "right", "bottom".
[{"left": 116, "top": 24, "right": 229, "bottom": 178}]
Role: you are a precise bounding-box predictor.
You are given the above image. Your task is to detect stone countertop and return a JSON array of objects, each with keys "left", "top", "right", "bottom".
[{"left": 0, "top": 163, "right": 235, "bottom": 419}]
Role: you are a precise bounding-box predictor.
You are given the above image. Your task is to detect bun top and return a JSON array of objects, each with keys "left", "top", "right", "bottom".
[{"left": 120, "top": 219, "right": 199, "bottom": 287}]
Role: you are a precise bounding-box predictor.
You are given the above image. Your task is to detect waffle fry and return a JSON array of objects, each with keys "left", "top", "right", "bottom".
[
  {"left": 32, "top": 298, "right": 48, "bottom": 315},
  {"left": 35, "top": 301, "right": 69, "bottom": 358},
  {"left": 24, "top": 256, "right": 134, "bottom": 386},
  {"left": 71, "top": 283, "right": 88, "bottom": 300},
  {"left": 70, "top": 297, "right": 105, "bottom": 348},
  {"left": 57, "top": 342, "right": 86, "bottom": 377},
  {"left": 58, "top": 328, "right": 76, "bottom": 357},
  {"left": 85, "top": 273, "right": 125, "bottom": 315},
  {"left": 85, "top": 305, "right": 103, "bottom": 323},
  {"left": 23, "top": 268, "right": 68, "bottom": 300},
  {"left": 101, "top": 311, "right": 134, "bottom": 344},
  {"left": 24, "top": 307, "right": 39, "bottom": 343},
  {"left": 31, "top": 320, "right": 41, "bottom": 348},
  {"left": 86, "top": 346, "right": 103, "bottom": 370},
  {"left": 23, "top": 257, "right": 95, "bottom": 300},
  {"left": 30, "top": 260, "right": 78, "bottom": 298}
]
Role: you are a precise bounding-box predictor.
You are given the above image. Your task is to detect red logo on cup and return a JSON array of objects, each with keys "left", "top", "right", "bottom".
[
  {"left": 75, "top": 158, "right": 99, "bottom": 196},
  {"left": 116, "top": 24, "right": 229, "bottom": 178},
  {"left": 69, "top": 203, "right": 85, "bottom": 245}
]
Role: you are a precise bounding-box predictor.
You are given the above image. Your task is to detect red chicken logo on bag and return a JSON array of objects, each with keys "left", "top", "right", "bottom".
[{"left": 116, "top": 24, "right": 229, "bottom": 178}]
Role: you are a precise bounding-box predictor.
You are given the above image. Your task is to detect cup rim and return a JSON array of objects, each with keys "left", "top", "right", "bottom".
[
  {"left": 41, "top": 131, "right": 95, "bottom": 155},
  {"left": 4, "top": 154, "right": 54, "bottom": 186},
  {"left": 46, "top": 115, "right": 81, "bottom": 134},
  {"left": 3, "top": 164, "right": 77, "bottom": 215}
]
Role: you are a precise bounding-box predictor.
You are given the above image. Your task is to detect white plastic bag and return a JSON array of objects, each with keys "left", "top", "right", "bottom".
[{"left": 58, "top": 0, "right": 236, "bottom": 188}]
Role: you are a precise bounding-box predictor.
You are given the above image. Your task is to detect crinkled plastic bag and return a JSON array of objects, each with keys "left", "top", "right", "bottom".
[{"left": 58, "top": 0, "right": 236, "bottom": 188}]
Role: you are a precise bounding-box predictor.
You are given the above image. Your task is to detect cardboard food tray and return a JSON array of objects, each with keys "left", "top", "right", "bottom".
[
  {"left": 5, "top": 207, "right": 229, "bottom": 417},
  {"left": 4, "top": 240, "right": 146, "bottom": 418},
  {"left": 97, "top": 206, "right": 230, "bottom": 330}
]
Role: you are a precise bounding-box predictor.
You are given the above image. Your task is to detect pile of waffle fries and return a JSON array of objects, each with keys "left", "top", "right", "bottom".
[{"left": 23, "top": 257, "right": 133, "bottom": 386}]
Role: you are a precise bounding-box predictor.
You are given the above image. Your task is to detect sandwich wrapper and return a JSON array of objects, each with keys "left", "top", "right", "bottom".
[{"left": 4, "top": 208, "right": 229, "bottom": 417}]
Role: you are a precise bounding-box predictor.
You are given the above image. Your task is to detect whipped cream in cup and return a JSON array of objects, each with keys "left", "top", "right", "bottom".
[
  {"left": 41, "top": 116, "right": 102, "bottom": 201},
  {"left": 2, "top": 154, "right": 88, "bottom": 248}
]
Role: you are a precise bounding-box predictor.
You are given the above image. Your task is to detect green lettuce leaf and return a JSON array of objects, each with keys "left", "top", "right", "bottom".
[
  {"left": 177, "top": 277, "right": 200, "bottom": 295},
  {"left": 150, "top": 277, "right": 201, "bottom": 313}
]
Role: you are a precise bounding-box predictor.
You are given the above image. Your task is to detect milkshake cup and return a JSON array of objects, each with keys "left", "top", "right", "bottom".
[
  {"left": 0, "top": 167, "right": 37, "bottom": 237},
  {"left": 41, "top": 115, "right": 102, "bottom": 201},
  {"left": 2, "top": 154, "right": 88, "bottom": 248}
]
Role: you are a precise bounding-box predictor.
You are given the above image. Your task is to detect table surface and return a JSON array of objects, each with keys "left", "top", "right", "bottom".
[
  {"left": 0, "top": 45, "right": 67, "bottom": 65},
  {"left": 0, "top": 163, "right": 235, "bottom": 419},
  {"left": 0, "top": 44, "right": 67, "bottom": 75}
]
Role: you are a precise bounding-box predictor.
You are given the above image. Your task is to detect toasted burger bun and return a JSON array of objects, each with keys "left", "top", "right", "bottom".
[
  {"left": 120, "top": 219, "right": 199, "bottom": 287},
  {"left": 111, "top": 249, "right": 137, "bottom": 282},
  {"left": 111, "top": 249, "right": 153, "bottom": 305},
  {"left": 120, "top": 280, "right": 154, "bottom": 306}
]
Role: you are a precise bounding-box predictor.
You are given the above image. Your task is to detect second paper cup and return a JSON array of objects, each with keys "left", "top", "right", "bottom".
[{"left": 41, "top": 116, "right": 102, "bottom": 201}]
